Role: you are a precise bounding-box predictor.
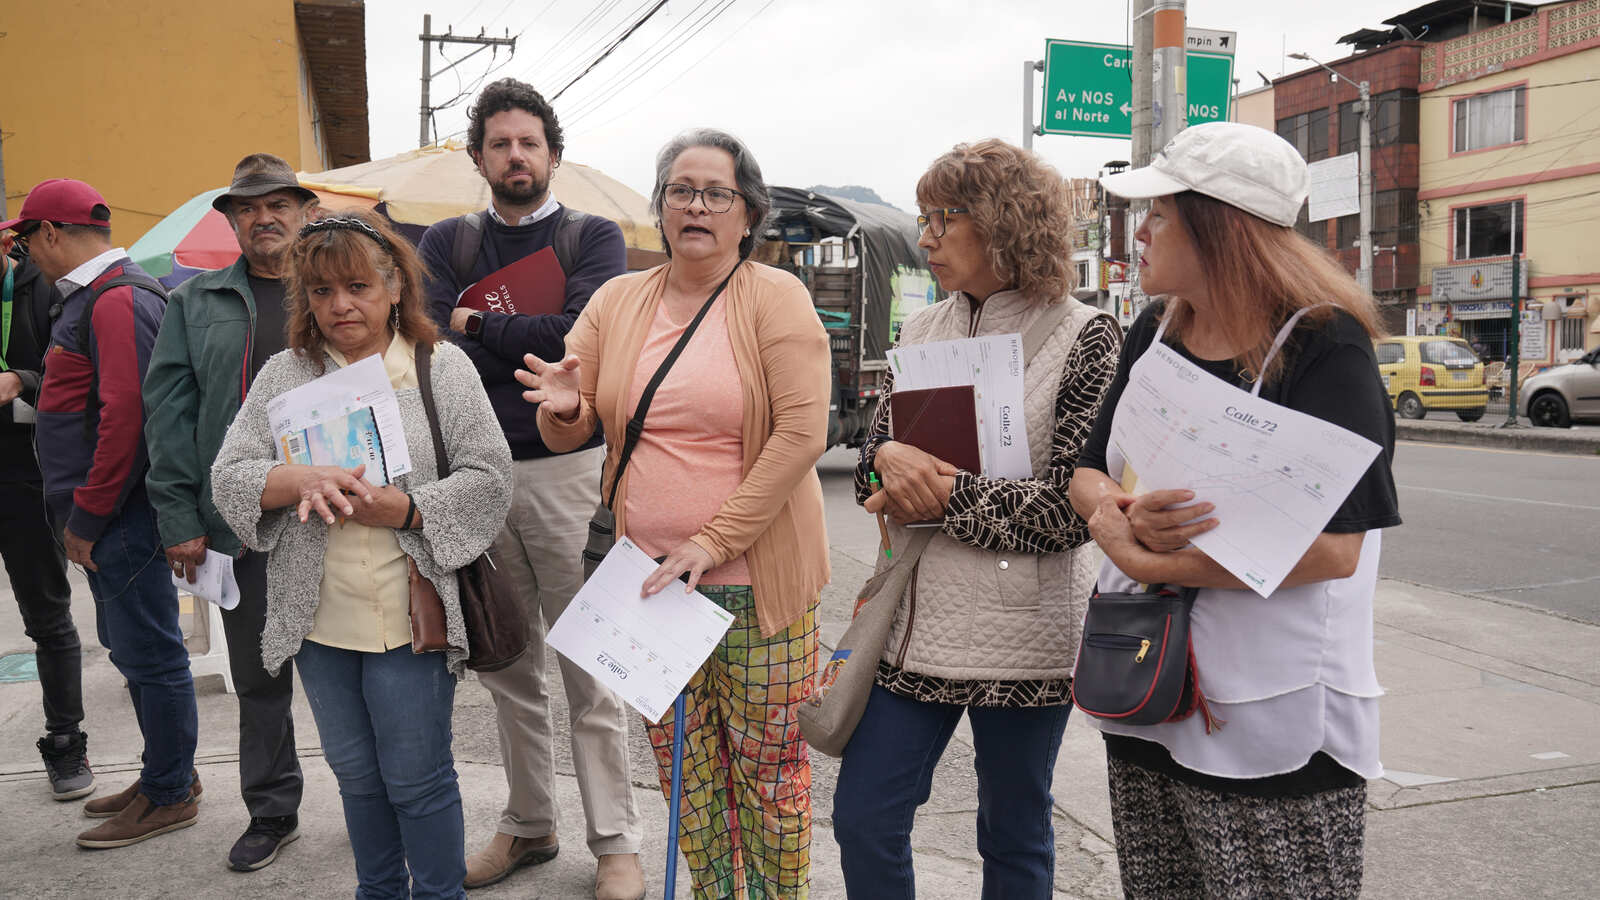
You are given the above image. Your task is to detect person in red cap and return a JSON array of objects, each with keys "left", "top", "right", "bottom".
[
  {"left": 5, "top": 179, "right": 202, "bottom": 849},
  {"left": 0, "top": 226, "right": 89, "bottom": 806}
]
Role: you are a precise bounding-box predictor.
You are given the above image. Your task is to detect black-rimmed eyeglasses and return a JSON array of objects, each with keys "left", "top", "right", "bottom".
[
  {"left": 662, "top": 183, "right": 745, "bottom": 214},
  {"left": 916, "top": 207, "right": 969, "bottom": 239}
]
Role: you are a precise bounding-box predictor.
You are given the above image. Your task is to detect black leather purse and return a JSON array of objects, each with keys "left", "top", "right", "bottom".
[{"left": 1072, "top": 584, "right": 1220, "bottom": 732}]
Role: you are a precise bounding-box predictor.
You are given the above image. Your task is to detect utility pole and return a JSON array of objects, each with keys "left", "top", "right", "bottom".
[
  {"left": 1022, "top": 59, "right": 1043, "bottom": 150},
  {"left": 1152, "top": 1, "right": 1189, "bottom": 149},
  {"left": 1132, "top": 0, "right": 1154, "bottom": 168},
  {"left": 418, "top": 14, "right": 517, "bottom": 148},
  {"left": 1503, "top": 252, "right": 1523, "bottom": 427}
]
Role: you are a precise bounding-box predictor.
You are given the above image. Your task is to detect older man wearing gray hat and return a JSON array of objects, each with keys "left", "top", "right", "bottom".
[{"left": 142, "top": 153, "right": 318, "bottom": 872}]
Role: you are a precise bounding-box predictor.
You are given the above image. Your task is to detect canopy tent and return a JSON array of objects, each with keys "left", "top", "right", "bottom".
[
  {"left": 128, "top": 142, "right": 664, "bottom": 286},
  {"left": 302, "top": 142, "right": 664, "bottom": 258}
]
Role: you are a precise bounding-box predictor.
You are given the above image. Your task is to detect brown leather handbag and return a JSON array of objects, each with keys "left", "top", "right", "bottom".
[
  {"left": 416, "top": 342, "right": 529, "bottom": 672},
  {"left": 407, "top": 558, "right": 454, "bottom": 653}
]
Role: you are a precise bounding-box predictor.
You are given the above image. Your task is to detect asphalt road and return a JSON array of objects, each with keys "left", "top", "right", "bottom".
[
  {"left": 819, "top": 439, "right": 1600, "bottom": 626},
  {"left": 1383, "top": 440, "right": 1600, "bottom": 624}
]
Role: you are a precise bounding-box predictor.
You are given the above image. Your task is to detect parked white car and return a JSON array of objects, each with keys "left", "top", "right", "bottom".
[{"left": 1518, "top": 347, "right": 1600, "bottom": 427}]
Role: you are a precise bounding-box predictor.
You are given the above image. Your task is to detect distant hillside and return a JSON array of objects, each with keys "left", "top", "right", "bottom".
[{"left": 807, "top": 184, "right": 901, "bottom": 211}]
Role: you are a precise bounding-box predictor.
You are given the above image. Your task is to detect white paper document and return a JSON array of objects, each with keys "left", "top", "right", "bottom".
[
  {"left": 886, "top": 334, "right": 1031, "bottom": 477},
  {"left": 265, "top": 355, "right": 411, "bottom": 485},
  {"left": 170, "top": 549, "right": 240, "bottom": 611},
  {"left": 547, "top": 537, "right": 736, "bottom": 723},
  {"left": 1108, "top": 342, "right": 1381, "bottom": 597}
]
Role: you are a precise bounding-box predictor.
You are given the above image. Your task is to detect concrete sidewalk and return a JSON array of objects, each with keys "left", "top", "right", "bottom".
[
  {"left": 1394, "top": 416, "right": 1600, "bottom": 455},
  {"left": 3, "top": 561, "right": 1597, "bottom": 897}
]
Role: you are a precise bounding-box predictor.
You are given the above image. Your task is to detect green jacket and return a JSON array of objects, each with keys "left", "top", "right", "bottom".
[{"left": 143, "top": 257, "right": 261, "bottom": 556}]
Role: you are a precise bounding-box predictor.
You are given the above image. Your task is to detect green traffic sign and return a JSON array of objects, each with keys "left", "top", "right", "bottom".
[{"left": 1040, "top": 39, "right": 1235, "bottom": 138}]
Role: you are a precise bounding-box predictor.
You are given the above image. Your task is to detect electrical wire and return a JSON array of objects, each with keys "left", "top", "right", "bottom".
[
  {"left": 526, "top": 0, "right": 637, "bottom": 88},
  {"left": 551, "top": 0, "right": 674, "bottom": 102},
  {"left": 559, "top": 0, "right": 741, "bottom": 126}
]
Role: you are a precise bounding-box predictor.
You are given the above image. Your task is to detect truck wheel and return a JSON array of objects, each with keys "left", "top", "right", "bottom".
[
  {"left": 1456, "top": 409, "right": 1485, "bottom": 422},
  {"left": 1528, "top": 392, "right": 1571, "bottom": 428},
  {"left": 1397, "top": 392, "right": 1426, "bottom": 420}
]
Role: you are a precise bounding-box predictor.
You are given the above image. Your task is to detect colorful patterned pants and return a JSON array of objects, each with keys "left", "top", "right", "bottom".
[{"left": 645, "top": 585, "right": 816, "bottom": 899}]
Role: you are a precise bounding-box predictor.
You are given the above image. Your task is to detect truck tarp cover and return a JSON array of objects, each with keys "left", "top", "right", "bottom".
[{"left": 768, "top": 187, "right": 929, "bottom": 362}]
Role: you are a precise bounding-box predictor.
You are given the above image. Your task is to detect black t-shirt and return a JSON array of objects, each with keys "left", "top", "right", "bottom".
[
  {"left": 1079, "top": 302, "right": 1401, "bottom": 534},
  {"left": 248, "top": 274, "right": 289, "bottom": 381}
]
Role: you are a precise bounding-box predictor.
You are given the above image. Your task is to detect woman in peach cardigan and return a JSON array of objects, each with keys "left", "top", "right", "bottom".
[{"left": 518, "top": 127, "right": 830, "bottom": 899}]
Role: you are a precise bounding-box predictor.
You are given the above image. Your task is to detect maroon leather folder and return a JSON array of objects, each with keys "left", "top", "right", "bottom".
[{"left": 890, "top": 385, "right": 982, "bottom": 473}]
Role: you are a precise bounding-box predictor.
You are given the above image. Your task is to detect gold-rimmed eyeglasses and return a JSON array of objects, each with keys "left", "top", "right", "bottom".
[{"left": 916, "top": 207, "right": 969, "bottom": 238}]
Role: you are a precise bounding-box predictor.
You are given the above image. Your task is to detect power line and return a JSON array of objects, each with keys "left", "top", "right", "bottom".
[
  {"left": 566, "top": 0, "right": 781, "bottom": 137},
  {"left": 519, "top": 0, "right": 638, "bottom": 88},
  {"left": 560, "top": 0, "right": 743, "bottom": 126},
  {"left": 551, "top": 0, "right": 673, "bottom": 102},
  {"left": 531, "top": 0, "right": 650, "bottom": 91}
]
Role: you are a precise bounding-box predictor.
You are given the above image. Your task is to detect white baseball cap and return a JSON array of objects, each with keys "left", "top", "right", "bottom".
[{"left": 1100, "top": 122, "right": 1309, "bottom": 227}]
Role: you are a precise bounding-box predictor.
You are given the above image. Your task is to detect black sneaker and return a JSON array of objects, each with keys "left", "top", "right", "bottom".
[
  {"left": 37, "top": 732, "right": 96, "bottom": 801},
  {"left": 228, "top": 814, "right": 300, "bottom": 871}
]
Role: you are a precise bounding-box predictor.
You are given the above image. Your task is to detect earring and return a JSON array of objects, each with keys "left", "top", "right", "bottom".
[
  {"left": 743, "top": 228, "right": 751, "bottom": 237},
  {"left": 390, "top": 304, "right": 400, "bottom": 330}
]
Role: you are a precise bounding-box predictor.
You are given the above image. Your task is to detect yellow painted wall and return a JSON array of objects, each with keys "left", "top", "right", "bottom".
[
  {"left": 0, "top": 0, "right": 316, "bottom": 244},
  {"left": 1417, "top": 46, "right": 1600, "bottom": 355}
]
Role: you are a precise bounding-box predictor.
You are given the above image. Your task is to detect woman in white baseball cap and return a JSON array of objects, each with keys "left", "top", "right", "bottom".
[{"left": 1068, "top": 122, "right": 1400, "bottom": 898}]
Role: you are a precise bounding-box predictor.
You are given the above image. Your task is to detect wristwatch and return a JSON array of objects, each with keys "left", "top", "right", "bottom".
[{"left": 463, "top": 310, "right": 485, "bottom": 338}]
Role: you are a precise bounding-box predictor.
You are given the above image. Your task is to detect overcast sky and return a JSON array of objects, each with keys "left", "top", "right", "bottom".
[{"left": 363, "top": 0, "right": 1413, "bottom": 211}]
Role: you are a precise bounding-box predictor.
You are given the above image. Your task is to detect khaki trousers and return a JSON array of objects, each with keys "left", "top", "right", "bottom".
[{"left": 479, "top": 447, "right": 642, "bottom": 856}]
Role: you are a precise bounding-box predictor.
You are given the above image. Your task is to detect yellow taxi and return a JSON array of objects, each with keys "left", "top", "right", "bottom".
[{"left": 1374, "top": 336, "right": 1488, "bottom": 421}]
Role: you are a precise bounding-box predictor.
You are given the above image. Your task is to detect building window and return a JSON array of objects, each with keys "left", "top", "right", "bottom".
[
  {"left": 1559, "top": 313, "right": 1587, "bottom": 355},
  {"left": 1336, "top": 213, "right": 1360, "bottom": 249},
  {"left": 1276, "top": 108, "right": 1330, "bottom": 162},
  {"left": 1076, "top": 260, "right": 1092, "bottom": 290},
  {"left": 1454, "top": 86, "right": 1526, "bottom": 152},
  {"left": 1453, "top": 200, "right": 1524, "bottom": 259},
  {"left": 1374, "top": 189, "right": 1418, "bottom": 245},
  {"left": 1338, "top": 101, "right": 1359, "bottom": 155},
  {"left": 1375, "top": 89, "right": 1419, "bottom": 146}
]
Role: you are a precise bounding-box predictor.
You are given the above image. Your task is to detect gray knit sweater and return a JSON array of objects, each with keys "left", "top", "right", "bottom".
[{"left": 210, "top": 340, "right": 513, "bottom": 677}]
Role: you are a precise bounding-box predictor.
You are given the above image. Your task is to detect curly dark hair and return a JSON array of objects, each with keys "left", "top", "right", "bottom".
[
  {"left": 286, "top": 208, "right": 439, "bottom": 372},
  {"left": 467, "top": 78, "right": 564, "bottom": 162}
]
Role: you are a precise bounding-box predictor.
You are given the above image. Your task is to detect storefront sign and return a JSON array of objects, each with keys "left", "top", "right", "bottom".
[
  {"left": 1449, "top": 300, "right": 1514, "bottom": 320},
  {"left": 1431, "top": 260, "right": 1531, "bottom": 302}
]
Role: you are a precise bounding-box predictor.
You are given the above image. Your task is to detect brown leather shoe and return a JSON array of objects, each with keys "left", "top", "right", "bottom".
[
  {"left": 464, "top": 831, "right": 559, "bottom": 889},
  {"left": 595, "top": 853, "right": 646, "bottom": 900},
  {"left": 84, "top": 771, "right": 202, "bottom": 818},
  {"left": 76, "top": 788, "right": 199, "bottom": 848}
]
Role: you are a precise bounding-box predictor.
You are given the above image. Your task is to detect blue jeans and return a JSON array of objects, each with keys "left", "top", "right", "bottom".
[
  {"left": 832, "top": 684, "right": 1072, "bottom": 900},
  {"left": 295, "top": 641, "right": 465, "bottom": 900},
  {"left": 82, "top": 490, "right": 197, "bottom": 806}
]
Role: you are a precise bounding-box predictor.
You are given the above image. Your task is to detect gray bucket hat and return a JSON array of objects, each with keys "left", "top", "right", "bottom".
[{"left": 212, "top": 153, "right": 317, "bottom": 213}]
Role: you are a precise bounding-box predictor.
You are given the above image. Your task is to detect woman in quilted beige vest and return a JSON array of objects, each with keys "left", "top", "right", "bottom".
[
  {"left": 1073, "top": 122, "right": 1398, "bottom": 899},
  {"left": 830, "top": 140, "right": 1120, "bottom": 900}
]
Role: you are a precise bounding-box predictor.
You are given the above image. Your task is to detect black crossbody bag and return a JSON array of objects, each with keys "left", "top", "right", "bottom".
[{"left": 582, "top": 264, "right": 740, "bottom": 580}]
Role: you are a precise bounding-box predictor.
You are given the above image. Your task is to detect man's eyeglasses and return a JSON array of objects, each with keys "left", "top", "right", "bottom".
[
  {"left": 662, "top": 183, "right": 745, "bottom": 214},
  {"left": 916, "top": 207, "right": 969, "bottom": 239}
]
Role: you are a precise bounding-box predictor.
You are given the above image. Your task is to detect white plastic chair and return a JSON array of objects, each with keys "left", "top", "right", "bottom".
[{"left": 182, "top": 593, "right": 235, "bottom": 694}]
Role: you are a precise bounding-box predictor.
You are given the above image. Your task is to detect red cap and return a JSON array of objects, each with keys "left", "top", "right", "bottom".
[{"left": 0, "top": 179, "right": 113, "bottom": 232}]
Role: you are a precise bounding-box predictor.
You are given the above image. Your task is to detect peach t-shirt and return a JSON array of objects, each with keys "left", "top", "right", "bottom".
[{"left": 622, "top": 295, "right": 749, "bottom": 584}]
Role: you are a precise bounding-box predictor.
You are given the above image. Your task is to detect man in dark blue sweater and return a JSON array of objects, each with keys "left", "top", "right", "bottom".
[{"left": 418, "top": 79, "right": 644, "bottom": 900}]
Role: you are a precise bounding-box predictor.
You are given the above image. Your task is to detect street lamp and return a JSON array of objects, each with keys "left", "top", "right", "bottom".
[{"left": 1289, "top": 52, "right": 1373, "bottom": 295}]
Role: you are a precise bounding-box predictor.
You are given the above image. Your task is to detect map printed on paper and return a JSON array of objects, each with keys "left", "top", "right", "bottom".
[
  {"left": 266, "top": 355, "right": 411, "bottom": 485},
  {"left": 546, "top": 538, "right": 735, "bottom": 723},
  {"left": 886, "top": 334, "right": 1031, "bottom": 478},
  {"left": 1109, "top": 342, "right": 1380, "bottom": 597}
]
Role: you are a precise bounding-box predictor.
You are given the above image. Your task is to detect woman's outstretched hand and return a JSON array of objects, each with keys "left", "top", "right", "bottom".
[{"left": 516, "top": 353, "right": 582, "bottom": 420}]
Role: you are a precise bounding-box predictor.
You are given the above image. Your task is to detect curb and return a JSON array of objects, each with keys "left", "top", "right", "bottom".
[{"left": 1394, "top": 420, "right": 1600, "bottom": 456}]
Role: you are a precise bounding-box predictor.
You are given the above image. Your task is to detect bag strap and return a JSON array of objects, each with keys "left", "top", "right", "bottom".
[
  {"left": 604, "top": 262, "right": 741, "bottom": 509},
  {"left": 1021, "top": 299, "right": 1074, "bottom": 364},
  {"left": 416, "top": 341, "right": 450, "bottom": 478},
  {"left": 77, "top": 272, "right": 167, "bottom": 442},
  {"left": 551, "top": 209, "right": 590, "bottom": 276},
  {"left": 450, "top": 212, "right": 484, "bottom": 288},
  {"left": 855, "top": 528, "right": 936, "bottom": 606}
]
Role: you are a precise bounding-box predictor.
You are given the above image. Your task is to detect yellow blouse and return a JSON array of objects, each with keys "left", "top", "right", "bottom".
[{"left": 304, "top": 334, "right": 418, "bottom": 652}]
